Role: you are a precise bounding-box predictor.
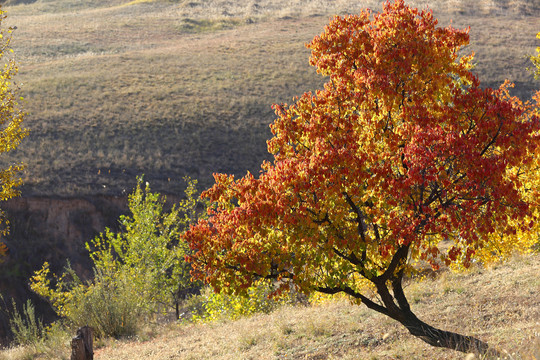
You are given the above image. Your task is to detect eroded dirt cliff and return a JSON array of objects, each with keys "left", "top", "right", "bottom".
[{"left": 0, "top": 195, "right": 130, "bottom": 342}]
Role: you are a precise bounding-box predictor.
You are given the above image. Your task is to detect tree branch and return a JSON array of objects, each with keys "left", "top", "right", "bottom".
[
  {"left": 342, "top": 191, "right": 367, "bottom": 243},
  {"left": 378, "top": 244, "right": 410, "bottom": 283},
  {"left": 316, "top": 285, "right": 390, "bottom": 316},
  {"left": 391, "top": 269, "right": 411, "bottom": 313},
  {"left": 479, "top": 117, "right": 503, "bottom": 157}
]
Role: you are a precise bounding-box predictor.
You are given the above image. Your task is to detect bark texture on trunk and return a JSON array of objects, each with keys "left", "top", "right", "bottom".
[
  {"left": 319, "top": 245, "right": 500, "bottom": 357},
  {"left": 399, "top": 310, "right": 498, "bottom": 356}
]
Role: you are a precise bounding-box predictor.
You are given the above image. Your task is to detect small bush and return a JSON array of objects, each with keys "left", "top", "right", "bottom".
[
  {"left": 66, "top": 269, "right": 145, "bottom": 338},
  {"left": 42, "top": 321, "right": 70, "bottom": 351},
  {"left": 30, "top": 262, "right": 145, "bottom": 339},
  {"left": 193, "top": 280, "right": 298, "bottom": 322},
  {"left": 8, "top": 299, "right": 44, "bottom": 347}
]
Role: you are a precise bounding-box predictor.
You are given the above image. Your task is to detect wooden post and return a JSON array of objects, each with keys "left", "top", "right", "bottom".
[{"left": 71, "top": 326, "right": 94, "bottom": 360}]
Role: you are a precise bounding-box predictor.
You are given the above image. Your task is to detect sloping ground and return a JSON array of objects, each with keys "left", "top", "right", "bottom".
[
  {"left": 0, "top": 0, "right": 538, "bottom": 197},
  {"left": 88, "top": 254, "right": 538, "bottom": 360}
]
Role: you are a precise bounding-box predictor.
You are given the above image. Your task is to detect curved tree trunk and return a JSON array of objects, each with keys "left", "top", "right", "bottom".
[
  {"left": 381, "top": 260, "right": 500, "bottom": 357},
  {"left": 319, "top": 246, "right": 501, "bottom": 357},
  {"left": 320, "top": 281, "right": 500, "bottom": 357},
  {"left": 398, "top": 309, "right": 499, "bottom": 357}
]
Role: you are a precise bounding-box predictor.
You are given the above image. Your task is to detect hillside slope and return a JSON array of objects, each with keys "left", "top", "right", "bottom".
[
  {"left": 0, "top": 0, "right": 538, "bottom": 196},
  {"left": 16, "top": 253, "right": 535, "bottom": 360}
]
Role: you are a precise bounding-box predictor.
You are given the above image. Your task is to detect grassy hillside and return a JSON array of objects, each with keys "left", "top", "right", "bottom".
[
  {"left": 94, "top": 254, "right": 539, "bottom": 360},
  {"left": 1, "top": 0, "right": 539, "bottom": 196},
  {"left": 1, "top": 253, "right": 538, "bottom": 359}
]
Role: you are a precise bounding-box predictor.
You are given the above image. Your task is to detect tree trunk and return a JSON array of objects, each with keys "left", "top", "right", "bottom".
[
  {"left": 398, "top": 310, "right": 499, "bottom": 357},
  {"left": 375, "top": 252, "right": 499, "bottom": 357},
  {"left": 320, "top": 246, "right": 501, "bottom": 357},
  {"left": 386, "top": 265, "right": 499, "bottom": 357},
  {"left": 71, "top": 326, "right": 94, "bottom": 360}
]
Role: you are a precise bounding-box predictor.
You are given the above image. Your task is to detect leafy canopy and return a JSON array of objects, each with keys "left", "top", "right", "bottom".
[{"left": 185, "top": 0, "right": 539, "bottom": 299}]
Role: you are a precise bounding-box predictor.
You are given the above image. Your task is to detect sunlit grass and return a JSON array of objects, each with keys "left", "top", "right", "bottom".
[
  {"left": 2, "top": 253, "right": 537, "bottom": 360},
  {"left": 122, "top": 0, "right": 157, "bottom": 6}
]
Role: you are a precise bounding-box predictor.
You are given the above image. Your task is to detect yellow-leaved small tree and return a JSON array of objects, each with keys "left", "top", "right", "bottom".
[{"left": 0, "top": 7, "right": 27, "bottom": 253}]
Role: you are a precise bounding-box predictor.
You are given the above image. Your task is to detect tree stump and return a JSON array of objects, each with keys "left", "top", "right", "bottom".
[{"left": 71, "top": 326, "right": 94, "bottom": 360}]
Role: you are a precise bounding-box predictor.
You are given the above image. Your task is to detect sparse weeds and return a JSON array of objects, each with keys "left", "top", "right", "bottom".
[
  {"left": 178, "top": 17, "right": 245, "bottom": 33},
  {"left": 237, "top": 330, "right": 261, "bottom": 351},
  {"left": 441, "top": 274, "right": 467, "bottom": 295},
  {"left": 0, "top": 317, "right": 71, "bottom": 360},
  {"left": 276, "top": 319, "right": 295, "bottom": 336},
  {"left": 7, "top": 299, "right": 44, "bottom": 347}
]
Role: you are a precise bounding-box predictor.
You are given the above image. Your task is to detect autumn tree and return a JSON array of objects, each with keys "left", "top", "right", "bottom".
[
  {"left": 0, "top": 7, "right": 27, "bottom": 254},
  {"left": 184, "top": 0, "right": 539, "bottom": 356}
]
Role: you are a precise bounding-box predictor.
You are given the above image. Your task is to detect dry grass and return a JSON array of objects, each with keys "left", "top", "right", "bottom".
[
  {"left": 0, "top": 0, "right": 536, "bottom": 196},
  {"left": 94, "top": 253, "right": 540, "bottom": 360},
  {"left": 2, "top": 253, "right": 535, "bottom": 359}
]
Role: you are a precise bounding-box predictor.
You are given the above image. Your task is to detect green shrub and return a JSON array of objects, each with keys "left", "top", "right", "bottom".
[
  {"left": 8, "top": 298, "right": 44, "bottom": 346},
  {"left": 30, "top": 177, "right": 206, "bottom": 338},
  {"left": 30, "top": 262, "right": 144, "bottom": 339},
  {"left": 66, "top": 269, "right": 145, "bottom": 338},
  {"left": 193, "top": 280, "right": 298, "bottom": 322}
]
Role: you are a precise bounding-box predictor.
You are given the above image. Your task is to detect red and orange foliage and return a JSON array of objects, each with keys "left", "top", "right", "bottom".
[{"left": 184, "top": 2, "right": 539, "bottom": 352}]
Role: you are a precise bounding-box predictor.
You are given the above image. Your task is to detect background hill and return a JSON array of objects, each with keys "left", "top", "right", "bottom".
[{"left": 0, "top": 0, "right": 538, "bottom": 197}]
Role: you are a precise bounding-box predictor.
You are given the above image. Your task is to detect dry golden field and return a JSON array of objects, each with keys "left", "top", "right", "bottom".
[
  {"left": 93, "top": 254, "right": 540, "bottom": 360},
  {"left": 0, "top": 0, "right": 538, "bottom": 196}
]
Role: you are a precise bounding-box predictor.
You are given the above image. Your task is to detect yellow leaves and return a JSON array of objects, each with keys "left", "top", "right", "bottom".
[
  {"left": 0, "top": 10, "right": 27, "bottom": 250},
  {"left": 29, "top": 262, "right": 76, "bottom": 318},
  {"left": 529, "top": 31, "right": 540, "bottom": 79},
  {"left": 192, "top": 279, "right": 293, "bottom": 323},
  {"left": 29, "top": 263, "right": 53, "bottom": 300}
]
